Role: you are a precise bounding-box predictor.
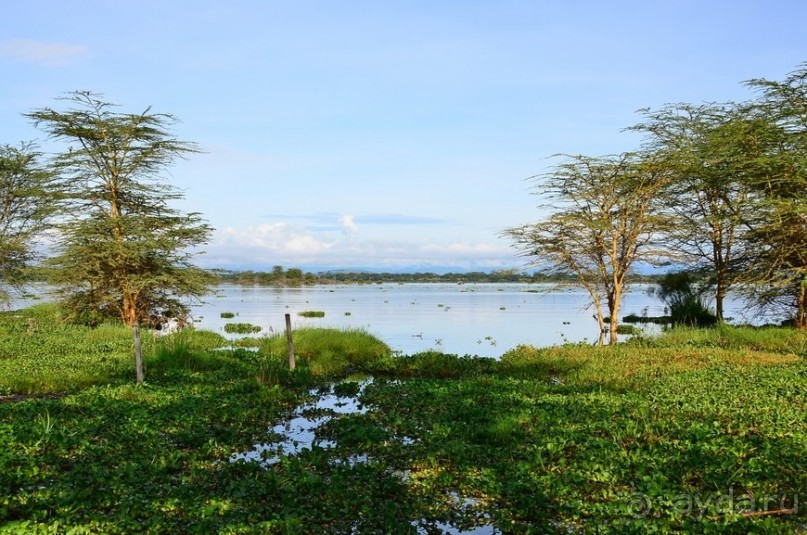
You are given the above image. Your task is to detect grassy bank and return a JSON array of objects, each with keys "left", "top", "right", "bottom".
[{"left": 0, "top": 304, "right": 805, "bottom": 533}]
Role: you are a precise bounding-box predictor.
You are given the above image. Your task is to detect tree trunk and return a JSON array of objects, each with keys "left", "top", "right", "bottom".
[
  {"left": 592, "top": 295, "right": 606, "bottom": 348},
  {"left": 714, "top": 279, "right": 726, "bottom": 323},
  {"left": 122, "top": 292, "right": 138, "bottom": 328},
  {"left": 609, "top": 289, "right": 621, "bottom": 345},
  {"left": 797, "top": 279, "right": 807, "bottom": 329}
]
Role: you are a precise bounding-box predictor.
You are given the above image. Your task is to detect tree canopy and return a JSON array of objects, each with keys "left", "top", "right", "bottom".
[
  {"left": 0, "top": 143, "right": 54, "bottom": 304},
  {"left": 27, "top": 91, "right": 213, "bottom": 326},
  {"left": 510, "top": 61, "right": 807, "bottom": 331},
  {"left": 505, "top": 152, "right": 670, "bottom": 345}
]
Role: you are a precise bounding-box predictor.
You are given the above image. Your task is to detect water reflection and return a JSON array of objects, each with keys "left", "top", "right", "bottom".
[
  {"left": 191, "top": 283, "right": 758, "bottom": 357},
  {"left": 232, "top": 379, "right": 500, "bottom": 534},
  {"left": 231, "top": 380, "right": 371, "bottom": 467}
]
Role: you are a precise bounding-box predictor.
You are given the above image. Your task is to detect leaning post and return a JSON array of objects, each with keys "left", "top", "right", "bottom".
[
  {"left": 134, "top": 323, "right": 144, "bottom": 384},
  {"left": 285, "top": 313, "right": 296, "bottom": 370}
]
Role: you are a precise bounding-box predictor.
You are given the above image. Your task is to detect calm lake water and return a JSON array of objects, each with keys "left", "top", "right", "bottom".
[
  {"left": 7, "top": 282, "right": 757, "bottom": 358},
  {"left": 189, "top": 283, "right": 754, "bottom": 358}
]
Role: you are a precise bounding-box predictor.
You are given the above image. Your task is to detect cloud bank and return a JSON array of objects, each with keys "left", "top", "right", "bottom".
[{"left": 199, "top": 217, "right": 516, "bottom": 272}]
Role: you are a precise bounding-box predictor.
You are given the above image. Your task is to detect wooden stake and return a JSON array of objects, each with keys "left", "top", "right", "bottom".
[
  {"left": 134, "top": 324, "right": 144, "bottom": 384},
  {"left": 285, "top": 313, "right": 296, "bottom": 370}
]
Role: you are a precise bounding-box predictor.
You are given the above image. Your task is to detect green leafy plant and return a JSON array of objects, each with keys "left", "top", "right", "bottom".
[{"left": 223, "top": 322, "right": 262, "bottom": 334}]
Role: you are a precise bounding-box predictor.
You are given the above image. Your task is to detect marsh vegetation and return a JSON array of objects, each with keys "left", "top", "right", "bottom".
[{"left": 0, "top": 304, "right": 804, "bottom": 532}]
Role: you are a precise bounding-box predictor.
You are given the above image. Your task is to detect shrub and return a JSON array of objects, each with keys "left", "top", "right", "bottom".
[{"left": 650, "top": 272, "right": 717, "bottom": 327}]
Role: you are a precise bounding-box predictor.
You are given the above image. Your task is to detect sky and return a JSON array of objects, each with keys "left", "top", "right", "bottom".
[{"left": 1, "top": 1, "right": 805, "bottom": 273}]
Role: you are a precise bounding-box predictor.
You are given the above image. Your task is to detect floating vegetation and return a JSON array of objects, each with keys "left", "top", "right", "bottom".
[
  {"left": 223, "top": 322, "right": 262, "bottom": 334},
  {"left": 299, "top": 310, "right": 325, "bottom": 318},
  {"left": 220, "top": 312, "right": 236, "bottom": 318}
]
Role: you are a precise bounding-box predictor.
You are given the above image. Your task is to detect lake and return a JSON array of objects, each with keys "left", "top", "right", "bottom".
[
  {"left": 189, "top": 283, "right": 753, "bottom": 358},
  {"left": 7, "top": 282, "right": 756, "bottom": 358}
]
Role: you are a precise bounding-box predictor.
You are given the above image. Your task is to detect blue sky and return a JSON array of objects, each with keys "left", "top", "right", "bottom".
[{"left": 1, "top": 1, "right": 805, "bottom": 272}]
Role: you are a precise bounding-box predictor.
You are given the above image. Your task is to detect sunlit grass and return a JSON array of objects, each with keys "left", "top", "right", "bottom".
[
  {"left": 0, "top": 304, "right": 805, "bottom": 531},
  {"left": 258, "top": 327, "right": 393, "bottom": 378}
]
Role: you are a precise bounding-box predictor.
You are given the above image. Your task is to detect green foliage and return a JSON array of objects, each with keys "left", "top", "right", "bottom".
[
  {"left": 505, "top": 152, "right": 671, "bottom": 346},
  {"left": 149, "top": 338, "right": 225, "bottom": 374},
  {"left": 27, "top": 91, "right": 213, "bottom": 327},
  {"left": 298, "top": 310, "right": 325, "bottom": 318},
  {"left": 260, "top": 327, "right": 392, "bottom": 378},
  {"left": 615, "top": 323, "right": 643, "bottom": 335},
  {"left": 651, "top": 271, "right": 718, "bottom": 327},
  {"left": 220, "top": 312, "right": 236, "bottom": 318},
  {"left": 631, "top": 103, "right": 758, "bottom": 322},
  {"left": 1, "top": 304, "right": 805, "bottom": 532},
  {"left": 636, "top": 323, "right": 807, "bottom": 354},
  {"left": 386, "top": 351, "right": 499, "bottom": 379},
  {"left": 360, "top": 360, "right": 805, "bottom": 532},
  {"left": 741, "top": 65, "right": 807, "bottom": 327},
  {"left": 223, "top": 322, "right": 262, "bottom": 334},
  {"left": 0, "top": 143, "right": 54, "bottom": 304},
  {"left": 0, "top": 304, "right": 138, "bottom": 394},
  {"left": 0, "top": 304, "right": 231, "bottom": 394}
]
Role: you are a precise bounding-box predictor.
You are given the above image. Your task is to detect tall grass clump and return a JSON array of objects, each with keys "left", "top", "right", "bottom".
[
  {"left": 259, "top": 327, "right": 392, "bottom": 378},
  {"left": 147, "top": 337, "right": 224, "bottom": 375},
  {"left": 637, "top": 323, "right": 807, "bottom": 354}
]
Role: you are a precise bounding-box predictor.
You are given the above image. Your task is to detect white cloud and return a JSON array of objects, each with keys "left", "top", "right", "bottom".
[
  {"left": 338, "top": 214, "right": 359, "bottom": 236},
  {"left": 219, "top": 223, "right": 337, "bottom": 253},
  {"left": 0, "top": 39, "right": 88, "bottom": 65},
  {"left": 200, "top": 223, "right": 518, "bottom": 271}
]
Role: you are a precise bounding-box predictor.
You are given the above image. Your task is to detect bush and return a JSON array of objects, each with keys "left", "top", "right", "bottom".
[{"left": 650, "top": 272, "right": 717, "bottom": 327}]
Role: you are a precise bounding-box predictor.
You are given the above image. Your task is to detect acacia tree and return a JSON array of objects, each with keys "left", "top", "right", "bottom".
[
  {"left": 742, "top": 65, "right": 807, "bottom": 327},
  {"left": 27, "top": 91, "right": 213, "bottom": 327},
  {"left": 630, "top": 102, "right": 764, "bottom": 321},
  {"left": 0, "top": 143, "right": 54, "bottom": 304},
  {"left": 505, "top": 153, "right": 669, "bottom": 345}
]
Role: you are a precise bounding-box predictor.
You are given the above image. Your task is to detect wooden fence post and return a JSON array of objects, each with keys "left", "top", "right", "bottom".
[
  {"left": 134, "top": 324, "right": 144, "bottom": 384},
  {"left": 285, "top": 313, "right": 296, "bottom": 370}
]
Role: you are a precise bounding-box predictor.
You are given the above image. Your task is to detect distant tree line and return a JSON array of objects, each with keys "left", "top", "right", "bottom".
[{"left": 209, "top": 266, "right": 663, "bottom": 285}]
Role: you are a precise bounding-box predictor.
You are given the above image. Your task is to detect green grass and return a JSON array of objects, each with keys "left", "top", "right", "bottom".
[
  {"left": 259, "top": 327, "right": 393, "bottom": 378},
  {"left": 0, "top": 305, "right": 805, "bottom": 532}
]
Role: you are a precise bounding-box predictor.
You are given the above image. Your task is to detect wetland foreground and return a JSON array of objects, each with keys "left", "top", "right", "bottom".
[{"left": 0, "top": 304, "right": 805, "bottom": 533}]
